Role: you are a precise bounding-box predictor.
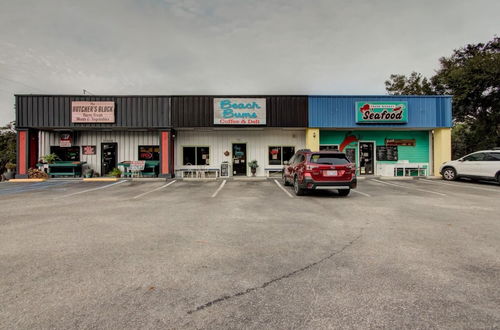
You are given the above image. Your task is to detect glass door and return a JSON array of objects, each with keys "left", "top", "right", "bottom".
[
  {"left": 359, "top": 142, "right": 375, "bottom": 175},
  {"left": 232, "top": 143, "right": 247, "bottom": 176}
]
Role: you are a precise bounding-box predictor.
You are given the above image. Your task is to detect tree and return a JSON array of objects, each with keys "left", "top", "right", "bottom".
[
  {"left": 385, "top": 72, "right": 436, "bottom": 95},
  {"left": 0, "top": 121, "right": 17, "bottom": 174},
  {"left": 385, "top": 36, "right": 500, "bottom": 158}
]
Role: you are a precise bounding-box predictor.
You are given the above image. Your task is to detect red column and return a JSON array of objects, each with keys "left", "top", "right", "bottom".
[
  {"left": 159, "top": 130, "right": 172, "bottom": 178},
  {"left": 16, "top": 130, "right": 29, "bottom": 178}
]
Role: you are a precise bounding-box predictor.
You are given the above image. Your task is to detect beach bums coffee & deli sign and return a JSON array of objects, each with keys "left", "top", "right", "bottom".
[
  {"left": 71, "top": 101, "right": 115, "bottom": 123},
  {"left": 214, "top": 98, "right": 266, "bottom": 125},
  {"left": 355, "top": 101, "right": 408, "bottom": 124}
]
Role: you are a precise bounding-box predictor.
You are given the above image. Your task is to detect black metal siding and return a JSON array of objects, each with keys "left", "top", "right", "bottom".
[
  {"left": 16, "top": 95, "right": 171, "bottom": 129},
  {"left": 172, "top": 96, "right": 308, "bottom": 128}
]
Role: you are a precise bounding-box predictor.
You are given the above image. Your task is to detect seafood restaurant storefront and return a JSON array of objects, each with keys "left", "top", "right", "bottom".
[{"left": 305, "top": 96, "right": 453, "bottom": 177}]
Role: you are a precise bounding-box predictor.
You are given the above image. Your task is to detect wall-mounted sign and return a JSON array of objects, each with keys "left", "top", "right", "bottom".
[
  {"left": 214, "top": 98, "right": 266, "bottom": 125},
  {"left": 385, "top": 139, "right": 416, "bottom": 146},
  {"left": 71, "top": 101, "right": 115, "bottom": 123},
  {"left": 59, "top": 133, "right": 72, "bottom": 147},
  {"left": 355, "top": 101, "right": 408, "bottom": 124},
  {"left": 82, "top": 145, "right": 96, "bottom": 155}
]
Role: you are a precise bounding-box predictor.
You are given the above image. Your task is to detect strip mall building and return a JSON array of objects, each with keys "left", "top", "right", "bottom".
[{"left": 15, "top": 94, "right": 452, "bottom": 178}]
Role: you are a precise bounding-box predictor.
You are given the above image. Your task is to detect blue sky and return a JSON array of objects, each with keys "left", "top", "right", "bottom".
[{"left": 0, "top": 0, "right": 499, "bottom": 124}]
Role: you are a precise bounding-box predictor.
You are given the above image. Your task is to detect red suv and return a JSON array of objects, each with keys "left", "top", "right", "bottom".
[{"left": 283, "top": 149, "right": 357, "bottom": 196}]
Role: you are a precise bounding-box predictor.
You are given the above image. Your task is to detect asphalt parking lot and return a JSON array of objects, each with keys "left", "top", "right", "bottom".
[{"left": 0, "top": 178, "right": 499, "bottom": 329}]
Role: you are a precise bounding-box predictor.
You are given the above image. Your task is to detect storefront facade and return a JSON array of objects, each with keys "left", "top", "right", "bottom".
[
  {"left": 171, "top": 96, "right": 308, "bottom": 177},
  {"left": 15, "top": 95, "right": 174, "bottom": 178},
  {"left": 307, "top": 96, "right": 453, "bottom": 176},
  {"left": 15, "top": 94, "right": 451, "bottom": 178}
]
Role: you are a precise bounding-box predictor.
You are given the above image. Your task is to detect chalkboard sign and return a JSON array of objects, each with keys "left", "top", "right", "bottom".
[
  {"left": 345, "top": 148, "right": 356, "bottom": 164},
  {"left": 220, "top": 162, "right": 229, "bottom": 177},
  {"left": 376, "top": 146, "right": 398, "bottom": 161}
]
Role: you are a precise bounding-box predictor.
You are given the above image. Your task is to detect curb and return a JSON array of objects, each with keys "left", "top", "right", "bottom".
[
  {"left": 8, "top": 178, "right": 47, "bottom": 183},
  {"left": 83, "top": 178, "right": 121, "bottom": 182},
  {"left": 182, "top": 178, "right": 217, "bottom": 181},
  {"left": 379, "top": 176, "right": 416, "bottom": 181}
]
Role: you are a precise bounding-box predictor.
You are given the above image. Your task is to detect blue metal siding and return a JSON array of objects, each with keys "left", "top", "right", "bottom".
[{"left": 309, "top": 96, "right": 452, "bottom": 128}]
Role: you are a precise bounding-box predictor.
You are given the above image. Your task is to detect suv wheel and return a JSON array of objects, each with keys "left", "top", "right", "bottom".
[
  {"left": 338, "top": 189, "right": 350, "bottom": 196},
  {"left": 283, "top": 173, "right": 290, "bottom": 186},
  {"left": 294, "top": 176, "right": 305, "bottom": 196},
  {"left": 442, "top": 167, "right": 457, "bottom": 181},
  {"left": 496, "top": 172, "right": 500, "bottom": 184}
]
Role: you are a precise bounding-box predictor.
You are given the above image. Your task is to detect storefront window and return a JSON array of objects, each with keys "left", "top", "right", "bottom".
[
  {"left": 269, "top": 146, "right": 295, "bottom": 165},
  {"left": 183, "top": 146, "right": 210, "bottom": 165},
  {"left": 138, "top": 146, "right": 160, "bottom": 161},
  {"left": 50, "top": 146, "right": 80, "bottom": 161}
]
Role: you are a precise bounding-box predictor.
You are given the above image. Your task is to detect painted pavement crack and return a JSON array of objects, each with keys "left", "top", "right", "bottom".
[{"left": 187, "top": 232, "right": 363, "bottom": 314}]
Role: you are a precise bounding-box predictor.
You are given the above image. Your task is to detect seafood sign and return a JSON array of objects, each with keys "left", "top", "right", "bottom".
[
  {"left": 355, "top": 101, "right": 408, "bottom": 123},
  {"left": 214, "top": 98, "right": 266, "bottom": 125}
]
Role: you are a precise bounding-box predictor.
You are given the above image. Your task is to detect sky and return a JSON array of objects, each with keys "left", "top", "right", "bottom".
[{"left": 0, "top": 0, "right": 499, "bottom": 125}]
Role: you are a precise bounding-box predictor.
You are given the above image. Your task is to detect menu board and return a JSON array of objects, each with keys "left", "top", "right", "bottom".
[
  {"left": 345, "top": 148, "right": 356, "bottom": 164},
  {"left": 376, "top": 146, "right": 398, "bottom": 161},
  {"left": 220, "top": 162, "right": 229, "bottom": 177}
]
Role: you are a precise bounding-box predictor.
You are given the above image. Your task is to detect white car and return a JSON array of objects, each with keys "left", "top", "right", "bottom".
[{"left": 440, "top": 149, "right": 500, "bottom": 183}]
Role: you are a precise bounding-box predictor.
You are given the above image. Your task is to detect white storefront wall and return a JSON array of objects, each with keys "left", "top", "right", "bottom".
[
  {"left": 175, "top": 128, "right": 306, "bottom": 177},
  {"left": 39, "top": 131, "right": 159, "bottom": 173}
]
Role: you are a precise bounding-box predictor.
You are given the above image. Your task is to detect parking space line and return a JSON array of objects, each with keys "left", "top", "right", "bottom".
[
  {"left": 132, "top": 180, "right": 176, "bottom": 199},
  {"left": 351, "top": 190, "right": 371, "bottom": 197},
  {"left": 372, "top": 179, "right": 447, "bottom": 196},
  {"left": 420, "top": 179, "right": 500, "bottom": 193},
  {"left": 273, "top": 179, "right": 294, "bottom": 198},
  {"left": 211, "top": 180, "right": 226, "bottom": 198},
  {"left": 63, "top": 180, "right": 127, "bottom": 198}
]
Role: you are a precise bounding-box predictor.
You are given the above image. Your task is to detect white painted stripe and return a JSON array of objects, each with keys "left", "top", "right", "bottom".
[
  {"left": 211, "top": 180, "right": 226, "bottom": 198},
  {"left": 63, "top": 180, "right": 127, "bottom": 197},
  {"left": 372, "top": 179, "right": 447, "bottom": 196},
  {"left": 351, "top": 190, "right": 371, "bottom": 197},
  {"left": 420, "top": 179, "right": 500, "bottom": 193},
  {"left": 273, "top": 179, "right": 294, "bottom": 198},
  {"left": 132, "top": 180, "right": 176, "bottom": 199}
]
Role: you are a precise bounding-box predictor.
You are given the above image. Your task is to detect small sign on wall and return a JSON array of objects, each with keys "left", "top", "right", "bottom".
[
  {"left": 59, "top": 133, "right": 72, "bottom": 147},
  {"left": 82, "top": 145, "right": 96, "bottom": 155}
]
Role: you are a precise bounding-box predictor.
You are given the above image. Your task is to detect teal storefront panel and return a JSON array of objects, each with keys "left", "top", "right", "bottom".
[{"left": 320, "top": 130, "right": 430, "bottom": 164}]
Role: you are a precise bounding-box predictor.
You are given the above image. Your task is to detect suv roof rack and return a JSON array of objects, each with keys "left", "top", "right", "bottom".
[{"left": 297, "top": 149, "right": 311, "bottom": 153}]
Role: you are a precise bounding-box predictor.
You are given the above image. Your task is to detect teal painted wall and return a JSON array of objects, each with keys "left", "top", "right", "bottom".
[{"left": 319, "top": 130, "right": 430, "bottom": 165}]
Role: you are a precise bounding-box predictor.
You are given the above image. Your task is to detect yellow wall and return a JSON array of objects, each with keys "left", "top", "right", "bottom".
[
  {"left": 306, "top": 128, "right": 320, "bottom": 151},
  {"left": 433, "top": 128, "right": 452, "bottom": 176}
]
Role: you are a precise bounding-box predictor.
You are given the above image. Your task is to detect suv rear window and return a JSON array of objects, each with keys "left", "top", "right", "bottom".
[{"left": 309, "top": 153, "right": 350, "bottom": 165}]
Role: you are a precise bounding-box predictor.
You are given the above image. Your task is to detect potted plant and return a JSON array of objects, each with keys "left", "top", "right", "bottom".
[
  {"left": 108, "top": 167, "right": 122, "bottom": 178},
  {"left": 248, "top": 160, "right": 259, "bottom": 176},
  {"left": 42, "top": 153, "right": 59, "bottom": 164},
  {"left": 4, "top": 162, "right": 16, "bottom": 180}
]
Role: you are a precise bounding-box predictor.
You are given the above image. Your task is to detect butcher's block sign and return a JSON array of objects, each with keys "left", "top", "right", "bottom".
[{"left": 71, "top": 101, "right": 115, "bottom": 123}]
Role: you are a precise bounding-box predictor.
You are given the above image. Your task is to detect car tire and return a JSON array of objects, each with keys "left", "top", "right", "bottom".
[
  {"left": 442, "top": 167, "right": 457, "bottom": 181},
  {"left": 338, "top": 189, "right": 350, "bottom": 196},
  {"left": 496, "top": 172, "right": 500, "bottom": 184},
  {"left": 283, "top": 173, "right": 290, "bottom": 186},
  {"left": 293, "top": 176, "right": 305, "bottom": 196}
]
